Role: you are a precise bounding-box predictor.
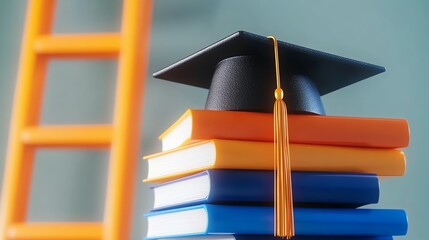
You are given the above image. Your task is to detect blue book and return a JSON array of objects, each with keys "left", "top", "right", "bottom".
[
  {"left": 151, "top": 170, "right": 379, "bottom": 210},
  {"left": 231, "top": 236, "right": 393, "bottom": 240},
  {"left": 154, "top": 235, "right": 393, "bottom": 240},
  {"left": 145, "top": 204, "right": 407, "bottom": 239}
]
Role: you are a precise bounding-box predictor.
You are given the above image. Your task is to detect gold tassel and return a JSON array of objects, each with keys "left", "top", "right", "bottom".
[{"left": 268, "top": 36, "right": 295, "bottom": 239}]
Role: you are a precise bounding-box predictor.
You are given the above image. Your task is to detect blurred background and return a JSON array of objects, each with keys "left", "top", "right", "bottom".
[{"left": 0, "top": 0, "right": 427, "bottom": 239}]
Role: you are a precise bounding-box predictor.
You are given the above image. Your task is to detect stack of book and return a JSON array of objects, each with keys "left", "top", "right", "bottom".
[{"left": 143, "top": 109, "right": 409, "bottom": 240}]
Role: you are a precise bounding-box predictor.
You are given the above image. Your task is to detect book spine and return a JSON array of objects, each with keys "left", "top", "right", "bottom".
[
  {"left": 183, "top": 109, "right": 410, "bottom": 149},
  {"left": 208, "top": 170, "right": 379, "bottom": 206},
  {"left": 149, "top": 235, "right": 393, "bottom": 240},
  {"left": 213, "top": 140, "right": 406, "bottom": 176},
  {"left": 204, "top": 205, "right": 407, "bottom": 236}
]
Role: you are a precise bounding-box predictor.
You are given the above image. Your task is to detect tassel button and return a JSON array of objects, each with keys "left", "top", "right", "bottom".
[{"left": 274, "top": 88, "right": 284, "bottom": 100}]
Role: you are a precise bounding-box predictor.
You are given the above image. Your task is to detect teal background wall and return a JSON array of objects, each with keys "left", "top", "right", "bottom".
[{"left": 0, "top": 0, "right": 427, "bottom": 239}]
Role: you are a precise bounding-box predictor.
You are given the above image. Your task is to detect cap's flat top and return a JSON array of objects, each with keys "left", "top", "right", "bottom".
[{"left": 153, "top": 31, "right": 385, "bottom": 95}]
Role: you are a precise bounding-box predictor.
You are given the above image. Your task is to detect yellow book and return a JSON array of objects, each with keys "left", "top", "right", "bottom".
[{"left": 144, "top": 139, "right": 406, "bottom": 183}]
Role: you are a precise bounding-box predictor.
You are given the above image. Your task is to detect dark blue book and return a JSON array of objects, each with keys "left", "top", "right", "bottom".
[
  {"left": 151, "top": 170, "right": 379, "bottom": 210},
  {"left": 145, "top": 204, "right": 407, "bottom": 239},
  {"left": 154, "top": 235, "right": 393, "bottom": 240}
]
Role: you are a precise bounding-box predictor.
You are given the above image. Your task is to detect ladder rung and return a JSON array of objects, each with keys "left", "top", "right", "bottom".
[
  {"left": 34, "top": 34, "right": 120, "bottom": 57},
  {"left": 21, "top": 125, "right": 113, "bottom": 147},
  {"left": 7, "top": 223, "right": 102, "bottom": 240}
]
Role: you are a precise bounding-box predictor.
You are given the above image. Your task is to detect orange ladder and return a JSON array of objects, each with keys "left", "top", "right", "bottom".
[{"left": 0, "top": 0, "right": 152, "bottom": 239}]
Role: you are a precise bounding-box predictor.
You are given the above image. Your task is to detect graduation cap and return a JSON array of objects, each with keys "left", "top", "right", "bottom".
[
  {"left": 152, "top": 31, "right": 385, "bottom": 238},
  {"left": 153, "top": 31, "right": 385, "bottom": 115}
]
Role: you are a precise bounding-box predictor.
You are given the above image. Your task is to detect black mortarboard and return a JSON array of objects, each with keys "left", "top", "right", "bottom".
[{"left": 153, "top": 31, "right": 385, "bottom": 115}]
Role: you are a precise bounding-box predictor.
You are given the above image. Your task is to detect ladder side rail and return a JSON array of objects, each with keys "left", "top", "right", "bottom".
[
  {"left": 103, "top": 0, "right": 152, "bottom": 239},
  {"left": 0, "top": 0, "right": 56, "bottom": 238}
]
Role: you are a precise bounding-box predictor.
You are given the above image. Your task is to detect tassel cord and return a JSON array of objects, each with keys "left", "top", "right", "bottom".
[{"left": 269, "top": 35, "right": 295, "bottom": 239}]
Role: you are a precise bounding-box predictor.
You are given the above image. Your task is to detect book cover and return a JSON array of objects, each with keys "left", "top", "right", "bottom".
[
  {"left": 160, "top": 109, "right": 409, "bottom": 151},
  {"left": 144, "top": 139, "right": 406, "bottom": 182},
  {"left": 151, "top": 170, "right": 379, "bottom": 210},
  {"left": 145, "top": 204, "right": 407, "bottom": 239}
]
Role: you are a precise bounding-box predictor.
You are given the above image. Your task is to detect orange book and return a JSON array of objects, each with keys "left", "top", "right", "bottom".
[
  {"left": 159, "top": 109, "right": 410, "bottom": 151},
  {"left": 144, "top": 139, "right": 406, "bottom": 182}
]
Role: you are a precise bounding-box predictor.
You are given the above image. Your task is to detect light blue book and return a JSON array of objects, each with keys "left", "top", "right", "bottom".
[
  {"left": 156, "top": 235, "right": 393, "bottom": 240},
  {"left": 145, "top": 204, "right": 407, "bottom": 239}
]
